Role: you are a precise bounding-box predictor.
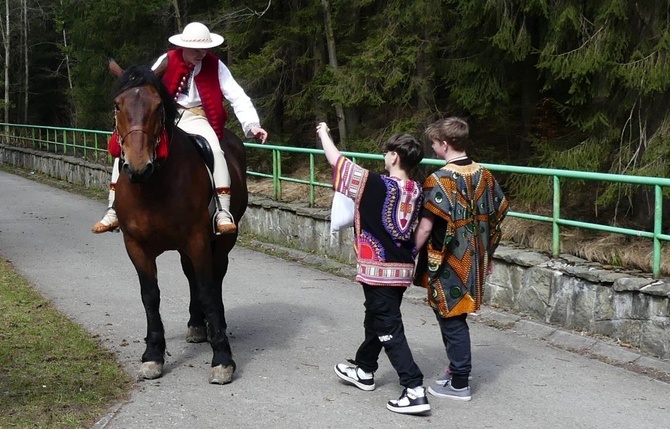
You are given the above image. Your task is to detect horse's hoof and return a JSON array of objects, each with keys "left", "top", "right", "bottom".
[
  {"left": 186, "top": 326, "right": 208, "bottom": 343},
  {"left": 138, "top": 361, "right": 163, "bottom": 380},
  {"left": 209, "top": 364, "right": 234, "bottom": 384}
]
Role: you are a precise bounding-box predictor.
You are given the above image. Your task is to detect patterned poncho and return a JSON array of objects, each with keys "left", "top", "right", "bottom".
[
  {"left": 417, "top": 161, "right": 509, "bottom": 317},
  {"left": 334, "top": 156, "right": 423, "bottom": 287}
]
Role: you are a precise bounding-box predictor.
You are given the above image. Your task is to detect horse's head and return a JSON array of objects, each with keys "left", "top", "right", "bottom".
[{"left": 110, "top": 59, "right": 175, "bottom": 183}]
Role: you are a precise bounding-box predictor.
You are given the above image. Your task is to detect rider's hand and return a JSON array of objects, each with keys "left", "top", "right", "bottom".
[{"left": 250, "top": 127, "right": 268, "bottom": 144}]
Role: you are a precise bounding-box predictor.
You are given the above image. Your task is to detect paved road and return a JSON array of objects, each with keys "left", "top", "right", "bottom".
[{"left": 1, "top": 169, "right": 669, "bottom": 429}]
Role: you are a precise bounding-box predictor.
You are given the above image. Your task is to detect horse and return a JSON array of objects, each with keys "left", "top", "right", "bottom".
[{"left": 109, "top": 59, "right": 248, "bottom": 384}]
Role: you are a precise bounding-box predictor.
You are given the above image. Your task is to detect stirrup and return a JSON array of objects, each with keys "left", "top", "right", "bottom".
[
  {"left": 215, "top": 209, "right": 237, "bottom": 235},
  {"left": 91, "top": 208, "right": 119, "bottom": 234}
]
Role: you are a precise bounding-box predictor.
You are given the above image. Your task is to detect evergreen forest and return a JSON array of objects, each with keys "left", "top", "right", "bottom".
[{"left": 2, "top": 0, "right": 670, "bottom": 230}]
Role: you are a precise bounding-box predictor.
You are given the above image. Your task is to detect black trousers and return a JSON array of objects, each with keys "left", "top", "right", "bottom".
[
  {"left": 354, "top": 283, "right": 424, "bottom": 389},
  {"left": 434, "top": 311, "right": 471, "bottom": 388}
]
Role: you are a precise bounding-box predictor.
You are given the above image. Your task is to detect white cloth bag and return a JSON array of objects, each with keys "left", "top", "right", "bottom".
[{"left": 330, "top": 191, "right": 355, "bottom": 234}]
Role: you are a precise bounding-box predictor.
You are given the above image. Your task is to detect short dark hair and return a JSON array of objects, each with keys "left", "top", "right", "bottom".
[
  {"left": 424, "top": 117, "right": 470, "bottom": 152},
  {"left": 383, "top": 133, "right": 424, "bottom": 178}
]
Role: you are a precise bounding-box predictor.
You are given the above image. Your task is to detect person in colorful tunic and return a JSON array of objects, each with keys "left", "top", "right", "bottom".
[
  {"left": 414, "top": 117, "right": 509, "bottom": 401},
  {"left": 92, "top": 22, "right": 267, "bottom": 234},
  {"left": 316, "top": 122, "right": 430, "bottom": 415}
]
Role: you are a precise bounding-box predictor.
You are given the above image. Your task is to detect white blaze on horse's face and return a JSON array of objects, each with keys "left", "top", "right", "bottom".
[{"left": 115, "top": 85, "right": 163, "bottom": 182}]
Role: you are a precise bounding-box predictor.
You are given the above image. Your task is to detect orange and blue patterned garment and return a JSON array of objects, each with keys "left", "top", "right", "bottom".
[{"left": 418, "top": 161, "right": 509, "bottom": 317}]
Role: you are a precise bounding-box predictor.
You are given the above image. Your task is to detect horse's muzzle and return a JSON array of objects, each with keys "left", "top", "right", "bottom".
[{"left": 122, "top": 161, "right": 155, "bottom": 183}]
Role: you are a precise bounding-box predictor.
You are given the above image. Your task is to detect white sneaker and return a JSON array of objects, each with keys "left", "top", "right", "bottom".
[
  {"left": 387, "top": 386, "right": 431, "bottom": 414},
  {"left": 334, "top": 364, "right": 375, "bottom": 391}
]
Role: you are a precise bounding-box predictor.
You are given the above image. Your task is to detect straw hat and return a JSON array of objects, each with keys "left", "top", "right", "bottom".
[{"left": 168, "top": 22, "right": 224, "bottom": 49}]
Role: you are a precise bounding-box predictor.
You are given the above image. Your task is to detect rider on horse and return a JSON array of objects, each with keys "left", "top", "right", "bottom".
[{"left": 92, "top": 22, "right": 267, "bottom": 235}]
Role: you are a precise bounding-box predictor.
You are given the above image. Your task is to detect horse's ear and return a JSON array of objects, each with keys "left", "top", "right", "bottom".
[
  {"left": 153, "top": 58, "right": 168, "bottom": 79},
  {"left": 109, "top": 59, "right": 124, "bottom": 78}
]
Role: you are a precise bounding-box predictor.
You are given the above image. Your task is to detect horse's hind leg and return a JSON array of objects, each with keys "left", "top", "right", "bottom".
[
  {"left": 183, "top": 243, "right": 236, "bottom": 384},
  {"left": 208, "top": 239, "right": 235, "bottom": 384},
  {"left": 181, "top": 253, "right": 208, "bottom": 343}
]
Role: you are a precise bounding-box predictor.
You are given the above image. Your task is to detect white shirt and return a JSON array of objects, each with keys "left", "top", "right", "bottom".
[{"left": 152, "top": 53, "right": 261, "bottom": 137}]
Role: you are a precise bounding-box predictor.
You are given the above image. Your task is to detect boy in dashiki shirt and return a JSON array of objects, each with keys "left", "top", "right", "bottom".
[
  {"left": 415, "top": 117, "right": 509, "bottom": 401},
  {"left": 316, "top": 122, "right": 430, "bottom": 415}
]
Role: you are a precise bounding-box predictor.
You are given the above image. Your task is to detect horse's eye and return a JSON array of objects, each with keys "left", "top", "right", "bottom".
[{"left": 114, "top": 103, "right": 120, "bottom": 111}]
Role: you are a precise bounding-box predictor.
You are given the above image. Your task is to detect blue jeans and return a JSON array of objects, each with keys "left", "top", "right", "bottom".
[
  {"left": 354, "top": 283, "right": 424, "bottom": 389},
  {"left": 434, "top": 311, "right": 471, "bottom": 388}
]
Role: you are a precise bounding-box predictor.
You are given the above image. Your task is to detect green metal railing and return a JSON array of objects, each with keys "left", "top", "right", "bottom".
[{"left": 2, "top": 123, "right": 670, "bottom": 276}]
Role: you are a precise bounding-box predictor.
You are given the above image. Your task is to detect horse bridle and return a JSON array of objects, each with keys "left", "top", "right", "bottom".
[{"left": 114, "top": 102, "right": 167, "bottom": 162}]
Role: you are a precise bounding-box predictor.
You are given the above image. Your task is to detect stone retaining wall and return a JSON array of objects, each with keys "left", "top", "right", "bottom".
[{"left": 2, "top": 143, "right": 669, "bottom": 359}]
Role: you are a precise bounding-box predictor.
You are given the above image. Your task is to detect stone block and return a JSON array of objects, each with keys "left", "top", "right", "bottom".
[
  {"left": 523, "top": 266, "right": 553, "bottom": 302},
  {"left": 648, "top": 297, "right": 670, "bottom": 318},
  {"left": 547, "top": 276, "right": 572, "bottom": 326},
  {"left": 640, "top": 281, "right": 670, "bottom": 298},
  {"left": 606, "top": 319, "right": 644, "bottom": 349},
  {"left": 612, "top": 277, "right": 653, "bottom": 292},
  {"left": 640, "top": 319, "right": 670, "bottom": 359},
  {"left": 516, "top": 286, "right": 549, "bottom": 319},
  {"left": 509, "top": 251, "right": 551, "bottom": 267},
  {"left": 612, "top": 292, "right": 634, "bottom": 320},
  {"left": 594, "top": 285, "right": 615, "bottom": 321},
  {"left": 571, "top": 281, "right": 597, "bottom": 330}
]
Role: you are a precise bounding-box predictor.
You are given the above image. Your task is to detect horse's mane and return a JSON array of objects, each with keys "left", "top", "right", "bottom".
[{"left": 112, "top": 64, "right": 178, "bottom": 134}]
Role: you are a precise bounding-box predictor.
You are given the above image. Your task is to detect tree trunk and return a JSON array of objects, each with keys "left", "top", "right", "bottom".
[
  {"left": 321, "top": 0, "right": 346, "bottom": 144},
  {"left": 171, "top": 0, "right": 182, "bottom": 29},
  {"left": 58, "top": 0, "right": 75, "bottom": 124},
  {"left": 4, "top": 0, "right": 10, "bottom": 125},
  {"left": 23, "top": 0, "right": 28, "bottom": 122}
]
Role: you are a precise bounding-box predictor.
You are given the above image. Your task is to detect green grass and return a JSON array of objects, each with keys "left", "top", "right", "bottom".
[{"left": 0, "top": 257, "right": 133, "bottom": 428}]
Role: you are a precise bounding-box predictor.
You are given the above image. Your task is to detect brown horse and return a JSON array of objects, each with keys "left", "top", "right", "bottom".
[{"left": 109, "top": 60, "right": 247, "bottom": 384}]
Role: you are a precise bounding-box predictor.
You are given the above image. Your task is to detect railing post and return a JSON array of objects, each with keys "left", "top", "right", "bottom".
[
  {"left": 309, "top": 154, "right": 315, "bottom": 207},
  {"left": 272, "top": 149, "right": 282, "bottom": 200},
  {"left": 653, "top": 185, "right": 663, "bottom": 277},
  {"left": 553, "top": 175, "right": 560, "bottom": 257}
]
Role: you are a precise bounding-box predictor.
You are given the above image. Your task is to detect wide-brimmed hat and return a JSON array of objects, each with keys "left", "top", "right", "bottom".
[{"left": 168, "top": 22, "right": 224, "bottom": 49}]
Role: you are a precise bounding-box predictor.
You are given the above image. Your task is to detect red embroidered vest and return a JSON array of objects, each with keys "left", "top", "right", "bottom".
[{"left": 162, "top": 49, "right": 228, "bottom": 140}]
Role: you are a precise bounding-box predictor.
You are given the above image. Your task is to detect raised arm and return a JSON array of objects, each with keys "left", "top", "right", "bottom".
[{"left": 316, "top": 122, "right": 342, "bottom": 167}]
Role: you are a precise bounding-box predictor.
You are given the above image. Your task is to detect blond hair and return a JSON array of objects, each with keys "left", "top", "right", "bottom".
[{"left": 424, "top": 117, "right": 470, "bottom": 152}]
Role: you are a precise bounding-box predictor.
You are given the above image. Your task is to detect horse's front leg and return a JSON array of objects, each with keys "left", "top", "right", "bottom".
[
  {"left": 125, "top": 239, "right": 165, "bottom": 380},
  {"left": 184, "top": 241, "right": 236, "bottom": 384}
]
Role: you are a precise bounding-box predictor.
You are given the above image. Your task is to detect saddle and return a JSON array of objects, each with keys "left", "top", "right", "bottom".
[{"left": 187, "top": 133, "right": 215, "bottom": 173}]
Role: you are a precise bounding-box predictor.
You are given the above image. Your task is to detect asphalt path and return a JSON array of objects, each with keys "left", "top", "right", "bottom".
[{"left": 1, "top": 169, "right": 669, "bottom": 429}]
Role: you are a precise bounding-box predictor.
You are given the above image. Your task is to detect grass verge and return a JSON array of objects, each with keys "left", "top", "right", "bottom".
[{"left": 0, "top": 257, "right": 133, "bottom": 428}]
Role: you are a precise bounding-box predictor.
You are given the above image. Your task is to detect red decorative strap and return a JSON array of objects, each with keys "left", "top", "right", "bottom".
[
  {"left": 108, "top": 132, "right": 121, "bottom": 157},
  {"left": 107, "top": 129, "right": 170, "bottom": 160}
]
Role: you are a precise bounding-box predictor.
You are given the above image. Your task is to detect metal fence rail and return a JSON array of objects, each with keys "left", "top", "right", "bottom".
[{"left": 2, "top": 123, "right": 669, "bottom": 277}]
